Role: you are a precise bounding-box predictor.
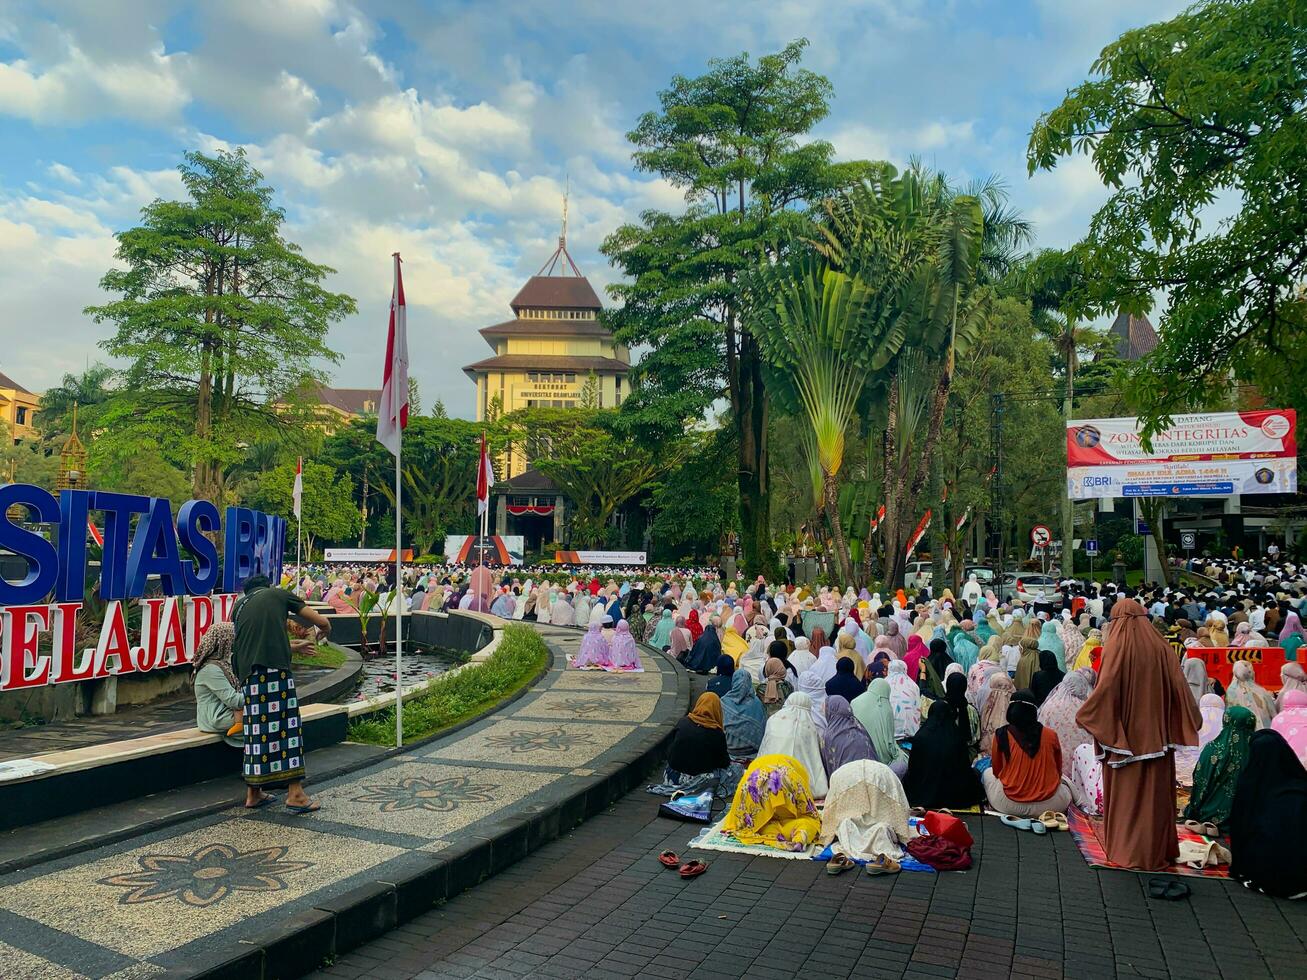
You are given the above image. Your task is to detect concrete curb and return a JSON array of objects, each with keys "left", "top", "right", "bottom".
[{"left": 163, "top": 633, "right": 690, "bottom": 980}]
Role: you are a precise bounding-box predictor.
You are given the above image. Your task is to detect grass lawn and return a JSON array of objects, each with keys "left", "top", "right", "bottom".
[
  {"left": 292, "top": 642, "right": 349, "bottom": 670},
  {"left": 347, "top": 624, "right": 550, "bottom": 746}
]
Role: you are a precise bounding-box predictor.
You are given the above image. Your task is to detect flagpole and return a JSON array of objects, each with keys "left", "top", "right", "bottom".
[{"left": 395, "top": 439, "right": 404, "bottom": 748}]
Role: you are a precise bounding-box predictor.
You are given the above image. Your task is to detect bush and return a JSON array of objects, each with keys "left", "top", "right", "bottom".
[
  {"left": 347, "top": 623, "right": 549, "bottom": 745},
  {"left": 412, "top": 554, "right": 445, "bottom": 564}
]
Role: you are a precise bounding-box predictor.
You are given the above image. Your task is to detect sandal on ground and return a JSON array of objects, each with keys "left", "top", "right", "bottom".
[
  {"left": 826, "top": 853, "right": 856, "bottom": 876},
  {"left": 864, "top": 855, "right": 901, "bottom": 876},
  {"left": 1148, "top": 878, "right": 1190, "bottom": 901},
  {"left": 243, "top": 793, "right": 277, "bottom": 810},
  {"left": 658, "top": 850, "right": 681, "bottom": 868},
  {"left": 1001, "top": 814, "right": 1046, "bottom": 834},
  {"left": 909, "top": 807, "right": 927, "bottom": 817},
  {"left": 285, "top": 801, "right": 321, "bottom": 814},
  {"left": 1037, "top": 811, "right": 1069, "bottom": 832},
  {"left": 679, "top": 860, "right": 709, "bottom": 879},
  {"left": 1183, "top": 819, "right": 1220, "bottom": 838}
]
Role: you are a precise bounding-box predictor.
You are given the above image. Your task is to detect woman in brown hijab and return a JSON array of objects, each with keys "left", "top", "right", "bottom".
[{"left": 1076, "top": 598, "right": 1201, "bottom": 870}]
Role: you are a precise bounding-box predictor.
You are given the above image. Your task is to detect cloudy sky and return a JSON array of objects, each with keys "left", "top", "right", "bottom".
[{"left": 0, "top": 0, "right": 1184, "bottom": 417}]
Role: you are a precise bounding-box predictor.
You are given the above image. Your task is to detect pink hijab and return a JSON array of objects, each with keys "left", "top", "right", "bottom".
[
  {"left": 1271, "top": 689, "right": 1307, "bottom": 767},
  {"left": 902, "top": 635, "right": 928, "bottom": 683}
]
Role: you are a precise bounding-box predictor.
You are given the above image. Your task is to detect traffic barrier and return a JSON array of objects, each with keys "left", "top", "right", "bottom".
[{"left": 1190, "top": 646, "right": 1286, "bottom": 692}]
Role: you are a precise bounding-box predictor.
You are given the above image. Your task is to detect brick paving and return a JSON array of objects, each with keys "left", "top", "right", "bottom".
[{"left": 310, "top": 772, "right": 1307, "bottom": 980}]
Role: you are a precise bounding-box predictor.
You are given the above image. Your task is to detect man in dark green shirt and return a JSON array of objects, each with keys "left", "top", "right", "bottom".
[{"left": 231, "top": 575, "right": 332, "bottom": 812}]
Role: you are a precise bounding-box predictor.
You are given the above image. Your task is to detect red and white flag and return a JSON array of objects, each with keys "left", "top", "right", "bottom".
[
  {"left": 905, "top": 509, "right": 932, "bottom": 558},
  {"left": 376, "top": 253, "right": 409, "bottom": 457},
  {"left": 869, "top": 504, "right": 886, "bottom": 534},
  {"left": 292, "top": 457, "right": 303, "bottom": 520},
  {"left": 955, "top": 506, "right": 971, "bottom": 532},
  {"left": 476, "top": 433, "right": 495, "bottom": 515}
]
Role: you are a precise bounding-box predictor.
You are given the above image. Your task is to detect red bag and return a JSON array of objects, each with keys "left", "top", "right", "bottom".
[
  {"left": 923, "top": 810, "right": 974, "bottom": 850},
  {"left": 906, "top": 836, "right": 972, "bottom": 871}
]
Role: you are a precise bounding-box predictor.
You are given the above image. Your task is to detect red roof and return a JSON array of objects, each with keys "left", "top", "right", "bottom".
[
  {"left": 1109, "top": 312, "right": 1159, "bottom": 361},
  {"left": 510, "top": 276, "right": 602, "bottom": 312}
]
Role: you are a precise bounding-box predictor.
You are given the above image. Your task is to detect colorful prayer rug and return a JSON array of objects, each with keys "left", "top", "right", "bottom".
[
  {"left": 1066, "top": 806, "right": 1231, "bottom": 879},
  {"left": 564, "top": 656, "right": 645, "bottom": 673},
  {"left": 687, "top": 816, "right": 935, "bottom": 872}
]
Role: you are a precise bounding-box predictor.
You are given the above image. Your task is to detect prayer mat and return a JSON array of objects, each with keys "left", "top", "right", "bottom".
[
  {"left": 687, "top": 820, "right": 815, "bottom": 860},
  {"left": 1066, "top": 806, "right": 1231, "bottom": 880},
  {"left": 565, "top": 656, "right": 644, "bottom": 673}
]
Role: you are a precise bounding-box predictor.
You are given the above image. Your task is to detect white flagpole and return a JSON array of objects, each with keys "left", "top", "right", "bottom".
[
  {"left": 395, "top": 441, "right": 404, "bottom": 748},
  {"left": 296, "top": 517, "right": 302, "bottom": 586}
]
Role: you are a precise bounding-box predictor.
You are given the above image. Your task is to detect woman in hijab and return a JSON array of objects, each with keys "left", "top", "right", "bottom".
[
  {"left": 606, "top": 620, "right": 642, "bottom": 671},
  {"left": 1232, "top": 622, "right": 1269, "bottom": 648},
  {"left": 944, "top": 671, "right": 980, "bottom": 761},
  {"left": 758, "top": 657, "right": 794, "bottom": 716},
  {"left": 571, "top": 620, "right": 611, "bottom": 669},
  {"left": 884, "top": 619, "right": 908, "bottom": 659},
  {"left": 1013, "top": 638, "right": 1040, "bottom": 690},
  {"left": 1279, "top": 662, "right": 1307, "bottom": 711},
  {"left": 1229, "top": 730, "right": 1307, "bottom": 898},
  {"left": 902, "top": 635, "right": 928, "bottom": 687},
  {"left": 1206, "top": 613, "right": 1231, "bottom": 648},
  {"left": 821, "top": 696, "right": 877, "bottom": 776},
  {"left": 721, "top": 669, "right": 767, "bottom": 761},
  {"left": 886, "top": 659, "right": 921, "bottom": 738},
  {"left": 796, "top": 670, "right": 828, "bottom": 734},
  {"left": 740, "top": 622, "right": 771, "bottom": 682},
  {"left": 810, "top": 645, "right": 839, "bottom": 686},
  {"left": 979, "top": 673, "right": 1015, "bottom": 754},
  {"left": 1028, "top": 650, "right": 1065, "bottom": 707},
  {"left": 587, "top": 599, "right": 609, "bottom": 628},
  {"left": 921, "top": 638, "right": 953, "bottom": 699},
  {"left": 686, "top": 609, "right": 704, "bottom": 643},
  {"left": 1076, "top": 597, "right": 1201, "bottom": 871},
  {"left": 1038, "top": 620, "right": 1067, "bottom": 672},
  {"left": 1069, "top": 628, "right": 1102, "bottom": 672},
  {"left": 721, "top": 622, "right": 750, "bottom": 664},
  {"left": 968, "top": 639, "right": 1002, "bottom": 704},
  {"left": 825, "top": 657, "right": 866, "bottom": 703},
  {"left": 668, "top": 621, "right": 694, "bottom": 663},
  {"left": 1225, "top": 660, "right": 1278, "bottom": 729},
  {"left": 706, "top": 654, "right": 736, "bottom": 697},
  {"left": 984, "top": 693, "right": 1072, "bottom": 818},
  {"left": 604, "top": 591, "right": 624, "bottom": 627},
  {"left": 852, "top": 679, "right": 909, "bottom": 777},
  {"left": 1277, "top": 610, "right": 1304, "bottom": 662},
  {"left": 789, "top": 636, "right": 816, "bottom": 674},
  {"left": 550, "top": 592, "right": 575, "bottom": 627},
  {"left": 572, "top": 591, "right": 591, "bottom": 627},
  {"left": 1180, "top": 656, "right": 1210, "bottom": 708},
  {"left": 1037, "top": 669, "right": 1095, "bottom": 778},
  {"left": 835, "top": 632, "right": 865, "bottom": 681},
  {"left": 1271, "top": 689, "right": 1307, "bottom": 767},
  {"left": 1182, "top": 705, "right": 1256, "bottom": 832},
  {"left": 192, "top": 622, "right": 245, "bottom": 749},
  {"left": 647, "top": 693, "right": 734, "bottom": 798},
  {"left": 807, "top": 626, "right": 828, "bottom": 653},
  {"left": 902, "top": 700, "right": 985, "bottom": 810},
  {"left": 721, "top": 754, "right": 822, "bottom": 852},
  {"left": 818, "top": 759, "right": 914, "bottom": 864},
  {"left": 948, "top": 622, "right": 981, "bottom": 674},
  {"left": 757, "top": 692, "right": 830, "bottom": 797},
  {"left": 649, "top": 608, "right": 675, "bottom": 650},
  {"left": 684, "top": 619, "right": 723, "bottom": 674}
]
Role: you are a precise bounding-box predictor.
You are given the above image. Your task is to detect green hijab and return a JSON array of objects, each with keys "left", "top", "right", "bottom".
[
  {"left": 1183, "top": 705, "right": 1256, "bottom": 830},
  {"left": 851, "top": 678, "right": 905, "bottom": 768}
]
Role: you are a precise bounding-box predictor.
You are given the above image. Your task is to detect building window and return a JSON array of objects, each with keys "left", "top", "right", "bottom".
[
  {"left": 15, "top": 407, "right": 26, "bottom": 425},
  {"left": 615, "top": 375, "right": 622, "bottom": 406}
]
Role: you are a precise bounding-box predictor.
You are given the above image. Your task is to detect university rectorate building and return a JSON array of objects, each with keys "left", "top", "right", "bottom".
[{"left": 463, "top": 224, "right": 631, "bottom": 554}]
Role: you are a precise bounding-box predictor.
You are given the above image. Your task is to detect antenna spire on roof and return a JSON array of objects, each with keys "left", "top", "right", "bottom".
[
  {"left": 560, "top": 174, "right": 569, "bottom": 250},
  {"left": 537, "top": 177, "right": 582, "bottom": 277}
]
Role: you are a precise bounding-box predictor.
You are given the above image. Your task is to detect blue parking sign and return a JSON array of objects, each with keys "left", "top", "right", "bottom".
[{"left": 1085, "top": 539, "right": 1098, "bottom": 556}]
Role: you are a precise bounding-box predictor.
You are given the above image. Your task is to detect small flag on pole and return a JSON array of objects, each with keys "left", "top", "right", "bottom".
[
  {"left": 376, "top": 254, "right": 409, "bottom": 457},
  {"left": 476, "top": 433, "right": 495, "bottom": 516},
  {"left": 905, "top": 509, "right": 932, "bottom": 558},
  {"left": 88, "top": 518, "right": 103, "bottom": 547},
  {"left": 292, "top": 457, "right": 303, "bottom": 520},
  {"left": 869, "top": 504, "right": 886, "bottom": 534}
]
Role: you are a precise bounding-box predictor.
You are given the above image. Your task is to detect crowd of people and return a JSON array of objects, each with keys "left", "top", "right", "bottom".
[{"left": 273, "top": 554, "right": 1307, "bottom": 895}]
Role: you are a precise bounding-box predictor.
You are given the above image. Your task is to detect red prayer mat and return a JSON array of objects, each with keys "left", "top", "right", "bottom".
[{"left": 1066, "top": 806, "right": 1231, "bottom": 879}]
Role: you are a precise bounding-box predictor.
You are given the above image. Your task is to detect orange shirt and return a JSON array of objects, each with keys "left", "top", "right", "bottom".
[{"left": 992, "top": 729, "right": 1063, "bottom": 802}]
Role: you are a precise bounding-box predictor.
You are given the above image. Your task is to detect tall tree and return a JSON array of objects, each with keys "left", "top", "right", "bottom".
[
  {"left": 249, "top": 460, "right": 361, "bottom": 558},
  {"left": 1028, "top": 0, "right": 1307, "bottom": 438},
  {"left": 603, "top": 39, "right": 871, "bottom": 577},
  {"left": 85, "top": 148, "right": 355, "bottom": 505}
]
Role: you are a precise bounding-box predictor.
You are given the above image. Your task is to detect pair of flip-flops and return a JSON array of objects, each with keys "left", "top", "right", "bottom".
[
  {"left": 1000, "top": 812, "right": 1068, "bottom": 833},
  {"left": 1183, "top": 819, "right": 1220, "bottom": 838},
  {"left": 1148, "top": 879, "right": 1191, "bottom": 901},
  {"left": 658, "top": 851, "right": 708, "bottom": 878}
]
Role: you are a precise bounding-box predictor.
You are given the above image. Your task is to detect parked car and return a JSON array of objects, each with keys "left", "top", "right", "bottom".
[
  {"left": 1000, "top": 572, "right": 1059, "bottom": 604},
  {"left": 964, "top": 565, "right": 996, "bottom": 585},
  {"left": 904, "top": 561, "right": 933, "bottom": 590}
]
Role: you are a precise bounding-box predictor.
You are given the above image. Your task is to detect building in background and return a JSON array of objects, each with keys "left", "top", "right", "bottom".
[
  {"left": 0, "top": 370, "right": 40, "bottom": 442},
  {"left": 296, "top": 384, "right": 381, "bottom": 435},
  {"left": 1108, "top": 311, "right": 1159, "bottom": 362}
]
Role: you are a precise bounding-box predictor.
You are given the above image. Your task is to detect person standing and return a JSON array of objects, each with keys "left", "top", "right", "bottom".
[
  {"left": 232, "top": 574, "right": 333, "bottom": 813},
  {"left": 1076, "top": 598, "right": 1200, "bottom": 870}
]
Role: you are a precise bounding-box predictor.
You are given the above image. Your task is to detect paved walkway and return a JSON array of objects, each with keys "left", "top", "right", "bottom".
[
  {"left": 0, "top": 625, "right": 681, "bottom": 978},
  {"left": 311, "top": 768, "right": 1307, "bottom": 980}
]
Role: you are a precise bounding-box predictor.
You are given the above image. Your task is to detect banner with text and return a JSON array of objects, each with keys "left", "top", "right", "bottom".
[
  {"left": 323, "top": 548, "right": 414, "bottom": 562},
  {"left": 554, "top": 550, "right": 647, "bottom": 565},
  {"left": 1066, "top": 410, "right": 1297, "bottom": 499}
]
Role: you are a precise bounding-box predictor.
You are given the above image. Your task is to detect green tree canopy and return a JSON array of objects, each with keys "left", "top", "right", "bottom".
[
  {"left": 603, "top": 38, "right": 871, "bottom": 576},
  {"left": 249, "top": 460, "right": 360, "bottom": 558},
  {"left": 85, "top": 148, "right": 356, "bottom": 503},
  {"left": 1028, "top": 0, "right": 1307, "bottom": 436}
]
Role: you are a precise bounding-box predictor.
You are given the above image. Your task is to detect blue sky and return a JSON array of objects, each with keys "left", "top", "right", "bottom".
[{"left": 0, "top": 0, "right": 1184, "bottom": 417}]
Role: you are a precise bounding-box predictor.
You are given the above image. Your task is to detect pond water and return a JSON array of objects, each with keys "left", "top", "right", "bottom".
[{"left": 342, "top": 644, "right": 465, "bottom": 702}]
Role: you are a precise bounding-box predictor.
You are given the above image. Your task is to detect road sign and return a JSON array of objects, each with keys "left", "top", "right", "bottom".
[
  {"left": 1030, "top": 524, "right": 1052, "bottom": 548},
  {"left": 1085, "top": 539, "right": 1098, "bottom": 556},
  {"left": 1181, "top": 531, "right": 1197, "bottom": 550}
]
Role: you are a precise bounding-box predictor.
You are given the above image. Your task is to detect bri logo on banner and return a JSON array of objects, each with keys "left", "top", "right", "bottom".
[{"left": 0, "top": 484, "right": 287, "bottom": 693}]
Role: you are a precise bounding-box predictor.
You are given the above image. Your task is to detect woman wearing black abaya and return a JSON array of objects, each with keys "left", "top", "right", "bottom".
[
  {"left": 1229, "top": 729, "right": 1307, "bottom": 898},
  {"left": 902, "top": 700, "right": 985, "bottom": 810},
  {"left": 1029, "top": 650, "right": 1065, "bottom": 707},
  {"left": 684, "top": 621, "right": 723, "bottom": 674},
  {"left": 922, "top": 638, "right": 953, "bottom": 699}
]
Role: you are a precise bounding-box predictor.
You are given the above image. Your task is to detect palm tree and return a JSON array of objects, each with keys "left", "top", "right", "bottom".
[{"left": 752, "top": 256, "right": 890, "bottom": 586}]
